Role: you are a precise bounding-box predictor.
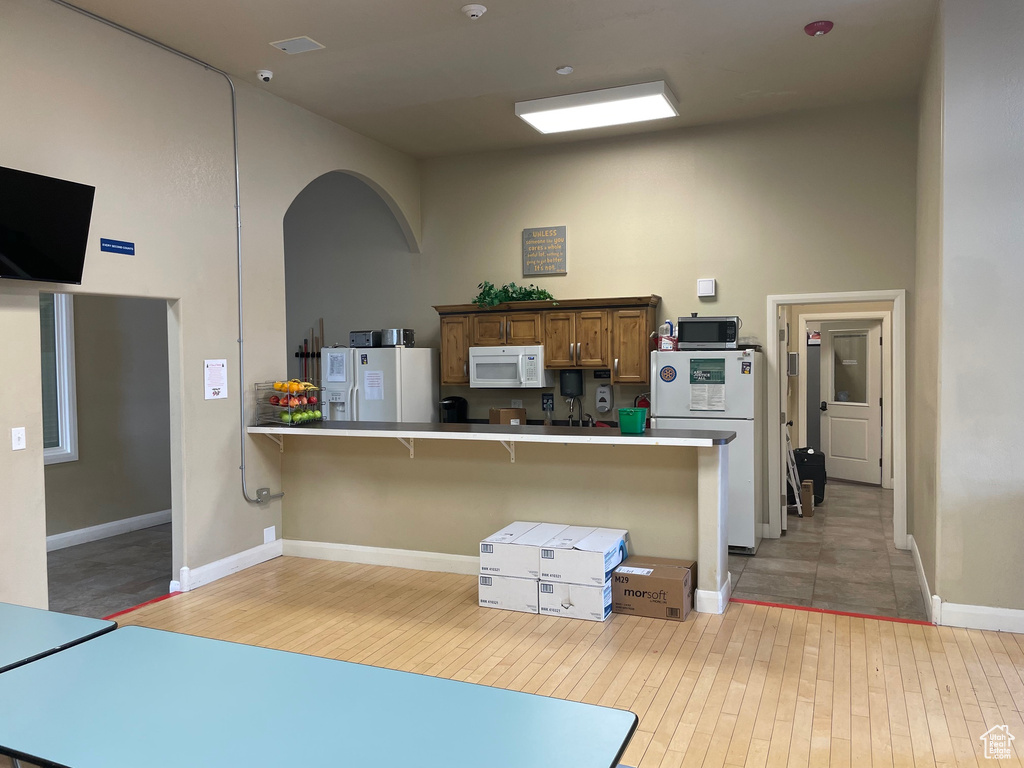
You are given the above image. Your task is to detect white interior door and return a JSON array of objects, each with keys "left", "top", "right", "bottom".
[{"left": 820, "top": 320, "right": 882, "bottom": 484}]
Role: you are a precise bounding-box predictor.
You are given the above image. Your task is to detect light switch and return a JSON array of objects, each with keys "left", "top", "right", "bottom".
[{"left": 11, "top": 427, "right": 26, "bottom": 451}]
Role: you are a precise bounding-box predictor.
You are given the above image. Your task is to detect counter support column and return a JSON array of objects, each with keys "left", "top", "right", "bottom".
[{"left": 695, "top": 444, "right": 731, "bottom": 614}]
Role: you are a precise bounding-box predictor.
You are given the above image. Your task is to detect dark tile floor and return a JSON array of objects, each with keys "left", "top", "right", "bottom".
[
  {"left": 47, "top": 523, "right": 171, "bottom": 619},
  {"left": 730, "top": 481, "right": 928, "bottom": 621}
]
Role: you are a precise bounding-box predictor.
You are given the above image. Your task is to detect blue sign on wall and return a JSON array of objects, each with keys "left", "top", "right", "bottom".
[{"left": 100, "top": 238, "right": 135, "bottom": 255}]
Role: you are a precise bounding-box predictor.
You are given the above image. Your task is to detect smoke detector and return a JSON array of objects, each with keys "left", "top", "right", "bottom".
[
  {"left": 555, "top": 65, "right": 574, "bottom": 75},
  {"left": 804, "top": 20, "right": 834, "bottom": 36},
  {"left": 462, "top": 4, "right": 487, "bottom": 19}
]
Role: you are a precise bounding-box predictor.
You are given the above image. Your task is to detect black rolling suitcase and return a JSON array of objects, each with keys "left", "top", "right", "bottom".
[{"left": 787, "top": 448, "right": 827, "bottom": 505}]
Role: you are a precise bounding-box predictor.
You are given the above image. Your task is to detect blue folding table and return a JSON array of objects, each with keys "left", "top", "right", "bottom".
[
  {"left": 0, "top": 625, "right": 637, "bottom": 768},
  {"left": 0, "top": 601, "right": 115, "bottom": 674}
]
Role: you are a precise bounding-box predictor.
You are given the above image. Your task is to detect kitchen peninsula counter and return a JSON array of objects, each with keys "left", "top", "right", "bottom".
[
  {"left": 253, "top": 422, "right": 734, "bottom": 614},
  {"left": 249, "top": 421, "right": 735, "bottom": 447}
]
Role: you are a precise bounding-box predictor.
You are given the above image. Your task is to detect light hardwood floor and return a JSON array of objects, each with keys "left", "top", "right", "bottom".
[{"left": 76, "top": 557, "right": 1024, "bottom": 766}]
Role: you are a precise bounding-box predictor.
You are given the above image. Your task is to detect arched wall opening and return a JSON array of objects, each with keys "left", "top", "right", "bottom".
[{"left": 283, "top": 170, "right": 429, "bottom": 380}]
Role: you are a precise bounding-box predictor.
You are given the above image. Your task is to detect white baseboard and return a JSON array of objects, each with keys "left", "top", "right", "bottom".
[
  {"left": 909, "top": 534, "right": 1024, "bottom": 631},
  {"left": 908, "top": 534, "right": 935, "bottom": 623},
  {"left": 178, "top": 539, "right": 283, "bottom": 592},
  {"left": 46, "top": 509, "right": 171, "bottom": 552},
  {"left": 696, "top": 572, "right": 732, "bottom": 615},
  {"left": 933, "top": 600, "right": 1024, "bottom": 633},
  {"left": 283, "top": 539, "right": 480, "bottom": 575}
]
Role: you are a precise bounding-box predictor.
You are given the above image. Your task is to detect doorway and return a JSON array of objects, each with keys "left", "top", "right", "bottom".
[
  {"left": 766, "top": 290, "right": 907, "bottom": 549},
  {"left": 42, "top": 294, "right": 173, "bottom": 618}
]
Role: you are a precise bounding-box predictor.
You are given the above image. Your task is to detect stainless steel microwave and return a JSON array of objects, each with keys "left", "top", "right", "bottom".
[{"left": 676, "top": 315, "right": 740, "bottom": 349}]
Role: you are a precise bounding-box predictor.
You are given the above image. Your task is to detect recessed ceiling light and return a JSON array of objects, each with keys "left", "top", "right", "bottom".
[
  {"left": 515, "top": 81, "right": 679, "bottom": 134},
  {"left": 270, "top": 36, "right": 325, "bottom": 54},
  {"left": 804, "top": 20, "right": 834, "bottom": 37},
  {"left": 555, "top": 65, "right": 574, "bottom": 76}
]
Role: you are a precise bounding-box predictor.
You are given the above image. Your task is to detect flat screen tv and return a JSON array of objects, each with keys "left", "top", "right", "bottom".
[{"left": 0, "top": 165, "right": 96, "bottom": 285}]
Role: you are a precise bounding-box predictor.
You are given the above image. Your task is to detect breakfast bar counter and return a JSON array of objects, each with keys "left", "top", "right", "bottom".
[{"left": 251, "top": 422, "right": 735, "bottom": 613}]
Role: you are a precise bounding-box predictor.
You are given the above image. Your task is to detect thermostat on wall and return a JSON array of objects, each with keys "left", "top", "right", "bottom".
[{"left": 697, "top": 278, "right": 716, "bottom": 297}]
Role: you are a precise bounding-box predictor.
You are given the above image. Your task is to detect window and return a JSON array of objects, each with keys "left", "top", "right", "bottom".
[{"left": 40, "top": 292, "right": 78, "bottom": 464}]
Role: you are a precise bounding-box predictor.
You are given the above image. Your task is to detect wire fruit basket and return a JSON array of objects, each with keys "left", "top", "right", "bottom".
[{"left": 255, "top": 380, "right": 322, "bottom": 427}]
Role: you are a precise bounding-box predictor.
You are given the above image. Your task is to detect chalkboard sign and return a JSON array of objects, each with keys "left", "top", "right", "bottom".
[{"left": 522, "top": 226, "right": 567, "bottom": 276}]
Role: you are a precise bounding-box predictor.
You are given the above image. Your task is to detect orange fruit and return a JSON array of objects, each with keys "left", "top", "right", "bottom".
[{"left": 289, "top": 381, "right": 302, "bottom": 394}]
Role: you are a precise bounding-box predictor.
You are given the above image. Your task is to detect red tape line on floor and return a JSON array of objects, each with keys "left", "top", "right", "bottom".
[
  {"left": 729, "top": 597, "right": 932, "bottom": 626},
  {"left": 103, "top": 591, "right": 182, "bottom": 621}
]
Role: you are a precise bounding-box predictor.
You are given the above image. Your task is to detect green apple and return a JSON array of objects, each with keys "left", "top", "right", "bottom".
[
  {"left": 280, "top": 412, "right": 292, "bottom": 424},
  {"left": 313, "top": 410, "right": 322, "bottom": 419}
]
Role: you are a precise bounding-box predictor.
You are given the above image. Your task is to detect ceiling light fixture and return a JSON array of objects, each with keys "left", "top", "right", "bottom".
[
  {"left": 804, "top": 20, "right": 834, "bottom": 36},
  {"left": 515, "top": 81, "right": 679, "bottom": 134}
]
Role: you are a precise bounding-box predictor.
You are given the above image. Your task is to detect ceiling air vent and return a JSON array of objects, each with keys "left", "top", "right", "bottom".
[{"left": 270, "top": 37, "right": 325, "bottom": 54}]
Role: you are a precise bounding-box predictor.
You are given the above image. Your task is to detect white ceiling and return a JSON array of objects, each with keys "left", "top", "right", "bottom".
[{"left": 68, "top": 0, "right": 937, "bottom": 158}]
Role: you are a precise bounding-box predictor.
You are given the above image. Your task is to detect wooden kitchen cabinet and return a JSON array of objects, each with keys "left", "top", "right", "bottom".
[
  {"left": 470, "top": 312, "right": 542, "bottom": 346},
  {"left": 434, "top": 295, "right": 660, "bottom": 384},
  {"left": 439, "top": 315, "right": 471, "bottom": 384},
  {"left": 611, "top": 308, "right": 656, "bottom": 384},
  {"left": 543, "top": 310, "right": 610, "bottom": 369}
]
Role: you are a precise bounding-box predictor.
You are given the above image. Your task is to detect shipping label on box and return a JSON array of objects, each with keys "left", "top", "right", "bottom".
[
  {"left": 479, "top": 522, "right": 569, "bottom": 579},
  {"left": 611, "top": 556, "right": 695, "bottom": 621},
  {"left": 538, "top": 578, "right": 612, "bottom": 622},
  {"left": 539, "top": 527, "right": 629, "bottom": 586},
  {"left": 478, "top": 575, "right": 538, "bottom": 614}
]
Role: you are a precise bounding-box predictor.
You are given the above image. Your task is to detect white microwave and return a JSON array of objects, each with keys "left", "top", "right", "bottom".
[{"left": 469, "top": 345, "right": 554, "bottom": 389}]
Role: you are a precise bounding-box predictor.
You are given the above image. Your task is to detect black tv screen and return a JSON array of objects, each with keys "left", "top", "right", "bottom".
[{"left": 0, "top": 165, "right": 95, "bottom": 285}]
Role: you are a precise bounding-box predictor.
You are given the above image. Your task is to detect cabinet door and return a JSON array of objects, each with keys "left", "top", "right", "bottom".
[
  {"left": 440, "top": 315, "right": 471, "bottom": 384},
  {"left": 471, "top": 314, "right": 505, "bottom": 346},
  {"left": 543, "top": 312, "right": 576, "bottom": 368},
  {"left": 576, "top": 310, "right": 610, "bottom": 368},
  {"left": 611, "top": 309, "right": 649, "bottom": 383},
  {"left": 505, "top": 313, "right": 543, "bottom": 345}
]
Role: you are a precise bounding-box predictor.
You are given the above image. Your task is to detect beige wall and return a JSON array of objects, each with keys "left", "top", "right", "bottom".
[
  {"left": 418, "top": 101, "right": 918, "bottom": 345},
  {"left": 935, "top": 0, "right": 1024, "bottom": 610},
  {"left": 282, "top": 438, "right": 699, "bottom": 561},
  {"left": 44, "top": 296, "right": 171, "bottom": 536},
  {"left": 0, "top": 290, "right": 49, "bottom": 607},
  {"left": 0, "top": 0, "right": 419, "bottom": 606},
  {"left": 912, "top": 15, "right": 943, "bottom": 594}
]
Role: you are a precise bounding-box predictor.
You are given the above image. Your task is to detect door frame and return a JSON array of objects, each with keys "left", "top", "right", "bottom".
[
  {"left": 766, "top": 290, "right": 907, "bottom": 550},
  {"left": 800, "top": 313, "right": 891, "bottom": 490}
]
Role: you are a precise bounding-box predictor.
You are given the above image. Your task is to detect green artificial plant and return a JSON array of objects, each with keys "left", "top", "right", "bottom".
[{"left": 473, "top": 281, "right": 556, "bottom": 308}]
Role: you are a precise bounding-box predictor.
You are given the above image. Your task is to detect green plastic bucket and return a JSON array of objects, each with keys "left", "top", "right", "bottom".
[{"left": 618, "top": 407, "right": 648, "bottom": 434}]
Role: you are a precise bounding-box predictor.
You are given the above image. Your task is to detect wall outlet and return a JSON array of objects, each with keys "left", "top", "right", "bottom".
[
  {"left": 11, "top": 427, "right": 26, "bottom": 451},
  {"left": 510, "top": 399, "right": 523, "bottom": 409},
  {"left": 263, "top": 525, "right": 276, "bottom": 545}
]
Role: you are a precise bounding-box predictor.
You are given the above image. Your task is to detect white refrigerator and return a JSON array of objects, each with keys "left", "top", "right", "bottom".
[
  {"left": 320, "top": 346, "right": 439, "bottom": 423},
  {"left": 650, "top": 350, "right": 764, "bottom": 552}
]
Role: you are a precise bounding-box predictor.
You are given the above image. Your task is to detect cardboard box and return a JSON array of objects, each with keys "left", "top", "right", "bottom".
[
  {"left": 538, "top": 578, "right": 612, "bottom": 622},
  {"left": 478, "top": 574, "right": 538, "bottom": 614},
  {"left": 800, "top": 480, "right": 815, "bottom": 518},
  {"left": 539, "top": 527, "right": 630, "bottom": 586},
  {"left": 479, "top": 522, "right": 569, "bottom": 579},
  {"left": 489, "top": 407, "right": 528, "bottom": 426},
  {"left": 612, "top": 556, "right": 696, "bottom": 621}
]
